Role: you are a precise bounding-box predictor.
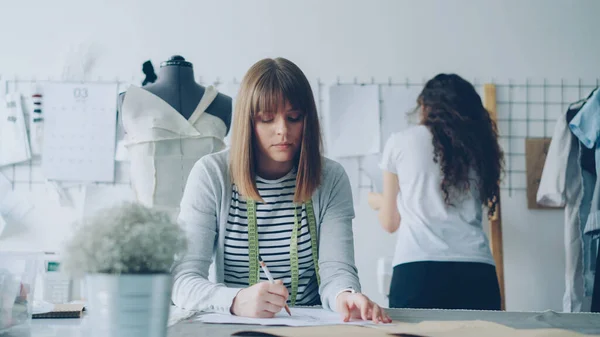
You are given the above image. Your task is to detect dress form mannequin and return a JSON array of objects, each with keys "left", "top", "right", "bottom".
[
  {"left": 117, "top": 55, "right": 232, "bottom": 133},
  {"left": 117, "top": 56, "right": 231, "bottom": 218}
]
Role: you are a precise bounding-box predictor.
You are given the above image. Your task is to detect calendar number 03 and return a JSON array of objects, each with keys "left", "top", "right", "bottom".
[{"left": 73, "top": 88, "right": 88, "bottom": 99}]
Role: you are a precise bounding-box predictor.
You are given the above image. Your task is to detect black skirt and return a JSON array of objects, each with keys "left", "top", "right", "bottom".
[{"left": 389, "top": 261, "right": 501, "bottom": 310}]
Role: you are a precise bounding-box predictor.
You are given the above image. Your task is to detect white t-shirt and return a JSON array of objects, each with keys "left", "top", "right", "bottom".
[{"left": 380, "top": 125, "right": 495, "bottom": 268}]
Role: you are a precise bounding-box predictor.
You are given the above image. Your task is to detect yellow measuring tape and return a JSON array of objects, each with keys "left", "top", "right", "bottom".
[{"left": 247, "top": 200, "right": 320, "bottom": 306}]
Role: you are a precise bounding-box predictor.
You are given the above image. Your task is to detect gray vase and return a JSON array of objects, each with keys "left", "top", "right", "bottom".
[{"left": 85, "top": 273, "right": 172, "bottom": 337}]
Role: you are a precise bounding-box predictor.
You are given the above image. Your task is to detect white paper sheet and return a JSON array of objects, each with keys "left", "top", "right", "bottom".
[
  {"left": 359, "top": 86, "right": 422, "bottom": 192},
  {"left": 327, "top": 85, "right": 380, "bottom": 157},
  {"left": 359, "top": 154, "right": 383, "bottom": 193},
  {"left": 0, "top": 93, "right": 32, "bottom": 167},
  {"left": 0, "top": 172, "right": 33, "bottom": 222},
  {"left": 0, "top": 215, "right": 6, "bottom": 238},
  {"left": 41, "top": 82, "right": 118, "bottom": 182},
  {"left": 380, "top": 85, "right": 421, "bottom": 145},
  {"left": 195, "top": 307, "right": 385, "bottom": 327},
  {"left": 28, "top": 85, "right": 45, "bottom": 156},
  {"left": 114, "top": 83, "right": 135, "bottom": 162}
]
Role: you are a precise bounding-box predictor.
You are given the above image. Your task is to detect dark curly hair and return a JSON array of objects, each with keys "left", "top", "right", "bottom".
[{"left": 418, "top": 74, "right": 504, "bottom": 218}]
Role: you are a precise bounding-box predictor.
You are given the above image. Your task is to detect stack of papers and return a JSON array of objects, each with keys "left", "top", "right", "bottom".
[{"left": 195, "top": 307, "right": 388, "bottom": 327}]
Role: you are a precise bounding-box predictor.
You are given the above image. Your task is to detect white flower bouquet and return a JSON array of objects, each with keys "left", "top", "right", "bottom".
[{"left": 63, "top": 202, "right": 186, "bottom": 275}]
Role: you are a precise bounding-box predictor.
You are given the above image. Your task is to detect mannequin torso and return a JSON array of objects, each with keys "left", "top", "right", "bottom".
[
  {"left": 117, "top": 55, "right": 232, "bottom": 133},
  {"left": 117, "top": 56, "right": 230, "bottom": 217}
]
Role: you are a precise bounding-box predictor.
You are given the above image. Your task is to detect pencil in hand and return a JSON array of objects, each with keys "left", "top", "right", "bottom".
[{"left": 258, "top": 257, "right": 292, "bottom": 316}]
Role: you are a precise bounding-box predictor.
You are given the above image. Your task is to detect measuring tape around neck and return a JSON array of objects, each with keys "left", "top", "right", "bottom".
[{"left": 247, "top": 199, "right": 320, "bottom": 306}]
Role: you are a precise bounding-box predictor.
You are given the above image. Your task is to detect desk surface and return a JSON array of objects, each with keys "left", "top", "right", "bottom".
[{"left": 28, "top": 308, "right": 600, "bottom": 337}]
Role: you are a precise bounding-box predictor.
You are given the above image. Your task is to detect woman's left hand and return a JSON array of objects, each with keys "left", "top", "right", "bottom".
[{"left": 335, "top": 292, "right": 392, "bottom": 324}]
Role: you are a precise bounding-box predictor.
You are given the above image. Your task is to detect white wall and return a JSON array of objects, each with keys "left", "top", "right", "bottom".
[{"left": 1, "top": 0, "right": 599, "bottom": 312}]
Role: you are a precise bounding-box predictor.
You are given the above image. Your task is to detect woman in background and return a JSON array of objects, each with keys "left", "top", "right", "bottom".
[
  {"left": 172, "top": 57, "right": 390, "bottom": 323},
  {"left": 369, "top": 73, "right": 504, "bottom": 310}
]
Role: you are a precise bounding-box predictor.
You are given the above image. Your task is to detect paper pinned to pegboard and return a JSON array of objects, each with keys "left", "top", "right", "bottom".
[
  {"left": 0, "top": 172, "right": 33, "bottom": 224},
  {"left": 525, "top": 138, "right": 562, "bottom": 209},
  {"left": 327, "top": 85, "right": 380, "bottom": 158},
  {"left": 41, "top": 82, "right": 118, "bottom": 183}
]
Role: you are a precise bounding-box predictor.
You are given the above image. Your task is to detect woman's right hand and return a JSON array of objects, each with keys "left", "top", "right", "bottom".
[
  {"left": 230, "top": 280, "right": 289, "bottom": 318},
  {"left": 368, "top": 192, "right": 383, "bottom": 210}
]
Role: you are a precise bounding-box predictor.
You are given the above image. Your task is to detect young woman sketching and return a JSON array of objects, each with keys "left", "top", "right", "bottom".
[
  {"left": 369, "top": 74, "right": 504, "bottom": 310},
  {"left": 172, "top": 57, "right": 390, "bottom": 323}
]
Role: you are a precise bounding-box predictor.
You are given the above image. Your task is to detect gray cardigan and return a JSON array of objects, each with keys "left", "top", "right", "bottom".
[{"left": 171, "top": 150, "right": 361, "bottom": 314}]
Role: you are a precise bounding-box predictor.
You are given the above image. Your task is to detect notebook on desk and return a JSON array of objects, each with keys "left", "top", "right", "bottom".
[{"left": 32, "top": 303, "right": 85, "bottom": 319}]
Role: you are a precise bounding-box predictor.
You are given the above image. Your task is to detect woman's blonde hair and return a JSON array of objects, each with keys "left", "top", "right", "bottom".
[{"left": 230, "top": 57, "right": 322, "bottom": 203}]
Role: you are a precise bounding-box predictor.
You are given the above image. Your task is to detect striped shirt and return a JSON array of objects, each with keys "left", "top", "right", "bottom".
[{"left": 223, "top": 169, "right": 320, "bottom": 306}]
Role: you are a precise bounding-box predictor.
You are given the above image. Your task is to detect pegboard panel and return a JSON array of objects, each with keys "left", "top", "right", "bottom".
[
  {"left": 330, "top": 78, "right": 600, "bottom": 195},
  {"left": 0, "top": 76, "right": 232, "bottom": 192},
  {"left": 1, "top": 76, "right": 598, "bottom": 197},
  {"left": 1, "top": 78, "right": 135, "bottom": 191},
  {"left": 494, "top": 79, "right": 600, "bottom": 195}
]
